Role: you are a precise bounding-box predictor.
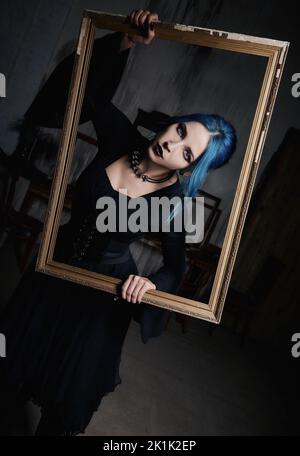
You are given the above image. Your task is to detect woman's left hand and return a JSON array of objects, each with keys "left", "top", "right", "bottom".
[
  {"left": 122, "top": 274, "right": 156, "bottom": 304},
  {"left": 127, "top": 9, "right": 159, "bottom": 46}
]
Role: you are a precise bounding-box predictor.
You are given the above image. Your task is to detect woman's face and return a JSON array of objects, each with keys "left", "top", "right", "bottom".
[{"left": 148, "top": 121, "right": 211, "bottom": 171}]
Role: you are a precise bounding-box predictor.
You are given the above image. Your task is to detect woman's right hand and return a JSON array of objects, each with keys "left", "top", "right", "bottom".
[{"left": 126, "top": 9, "right": 159, "bottom": 46}]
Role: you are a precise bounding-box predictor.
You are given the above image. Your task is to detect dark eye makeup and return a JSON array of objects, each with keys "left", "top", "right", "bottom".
[
  {"left": 177, "top": 122, "right": 186, "bottom": 139},
  {"left": 177, "top": 123, "right": 193, "bottom": 163}
]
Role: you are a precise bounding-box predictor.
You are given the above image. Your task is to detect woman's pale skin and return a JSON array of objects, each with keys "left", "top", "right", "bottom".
[{"left": 109, "top": 10, "right": 211, "bottom": 304}]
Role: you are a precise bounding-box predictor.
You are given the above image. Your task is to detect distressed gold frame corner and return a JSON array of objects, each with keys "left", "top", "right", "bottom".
[{"left": 36, "top": 10, "right": 289, "bottom": 324}]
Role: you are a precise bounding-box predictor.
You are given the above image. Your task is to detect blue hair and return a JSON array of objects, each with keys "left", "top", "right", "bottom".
[{"left": 166, "top": 113, "right": 237, "bottom": 223}]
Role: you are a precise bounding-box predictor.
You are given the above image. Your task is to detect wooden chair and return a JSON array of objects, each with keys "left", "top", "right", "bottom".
[{"left": 0, "top": 131, "right": 97, "bottom": 271}]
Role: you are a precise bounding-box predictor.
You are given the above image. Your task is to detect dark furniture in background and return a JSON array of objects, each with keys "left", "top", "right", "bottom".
[{"left": 0, "top": 131, "right": 90, "bottom": 271}]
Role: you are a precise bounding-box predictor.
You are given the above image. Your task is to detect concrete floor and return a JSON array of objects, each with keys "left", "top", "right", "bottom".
[{"left": 0, "top": 235, "right": 298, "bottom": 436}]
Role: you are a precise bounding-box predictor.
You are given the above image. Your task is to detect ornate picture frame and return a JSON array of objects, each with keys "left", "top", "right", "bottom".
[{"left": 36, "top": 10, "right": 289, "bottom": 324}]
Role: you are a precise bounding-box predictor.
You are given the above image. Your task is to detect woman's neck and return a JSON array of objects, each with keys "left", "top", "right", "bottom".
[{"left": 138, "top": 151, "right": 172, "bottom": 180}]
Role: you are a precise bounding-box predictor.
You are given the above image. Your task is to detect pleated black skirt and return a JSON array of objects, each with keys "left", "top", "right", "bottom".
[{"left": 0, "top": 253, "right": 138, "bottom": 435}]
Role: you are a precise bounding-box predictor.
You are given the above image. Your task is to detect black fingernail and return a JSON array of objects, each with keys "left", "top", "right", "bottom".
[
  {"left": 150, "top": 22, "right": 154, "bottom": 31},
  {"left": 141, "top": 27, "right": 147, "bottom": 37}
]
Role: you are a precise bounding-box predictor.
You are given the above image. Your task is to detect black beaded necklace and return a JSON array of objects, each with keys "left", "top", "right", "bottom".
[{"left": 130, "top": 149, "right": 175, "bottom": 184}]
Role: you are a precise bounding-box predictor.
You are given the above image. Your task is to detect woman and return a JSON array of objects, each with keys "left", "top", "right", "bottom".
[{"left": 0, "top": 10, "right": 236, "bottom": 435}]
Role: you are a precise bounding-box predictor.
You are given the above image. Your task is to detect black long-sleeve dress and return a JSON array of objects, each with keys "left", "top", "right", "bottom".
[{"left": 0, "top": 32, "right": 186, "bottom": 435}]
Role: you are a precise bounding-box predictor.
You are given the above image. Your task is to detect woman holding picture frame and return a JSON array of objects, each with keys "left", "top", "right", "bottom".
[{"left": 0, "top": 9, "right": 236, "bottom": 435}]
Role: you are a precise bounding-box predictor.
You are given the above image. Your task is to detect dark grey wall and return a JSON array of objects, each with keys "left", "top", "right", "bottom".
[{"left": 1, "top": 0, "right": 299, "bottom": 246}]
